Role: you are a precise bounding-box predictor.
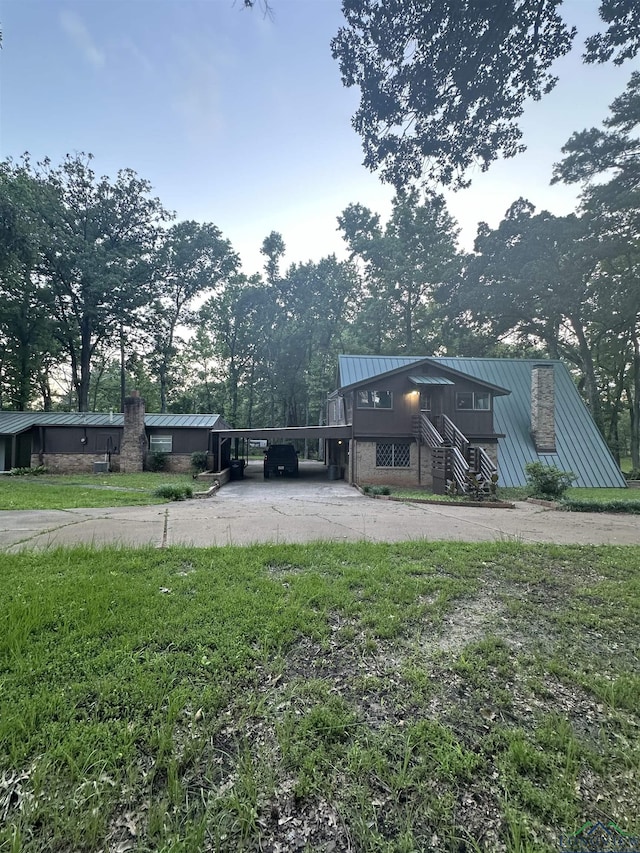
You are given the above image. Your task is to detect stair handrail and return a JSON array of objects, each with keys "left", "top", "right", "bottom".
[
  {"left": 419, "top": 413, "right": 444, "bottom": 448},
  {"left": 449, "top": 446, "right": 470, "bottom": 493},
  {"left": 440, "top": 414, "right": 470, "bottom": 457},
  {"left": 476, "top": 446, "right": 497, "bottom": 480}
]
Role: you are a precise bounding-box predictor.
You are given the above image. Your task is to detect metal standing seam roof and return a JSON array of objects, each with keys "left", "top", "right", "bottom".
[
  {"left": 337, "top": 354, "right": 626, "bottom": 488},
  {"left": 0, "top": 412, "right": 228, "bottom": 433}
]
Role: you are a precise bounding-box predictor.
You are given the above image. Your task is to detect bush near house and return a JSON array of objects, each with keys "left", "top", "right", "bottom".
[
  {"left": 146, "top": 450, "right": 169, "bottom": 472},
  {"left": 525, "top": 462, "right": 575, "bottom": 499},
  {"left": 190, "top": 451, "right": 209, "bottom": 473}
]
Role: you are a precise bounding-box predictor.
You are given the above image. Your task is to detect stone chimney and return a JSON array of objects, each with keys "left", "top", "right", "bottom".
[
  {"left": 120, "top": 390, "right": 146, "bottom": 472},
  {"left": 531, "top": 364, "right": 556, "bottom": 453}
]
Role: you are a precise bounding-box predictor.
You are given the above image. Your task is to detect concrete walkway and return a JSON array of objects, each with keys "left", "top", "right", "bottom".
[{"left": 1, "top": 463, "right": 638, "bottom": 551}]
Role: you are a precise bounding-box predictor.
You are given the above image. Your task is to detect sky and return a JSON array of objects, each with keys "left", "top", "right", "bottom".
[{"left": 1, "top": 0, "right": 637, "bottom": 276}]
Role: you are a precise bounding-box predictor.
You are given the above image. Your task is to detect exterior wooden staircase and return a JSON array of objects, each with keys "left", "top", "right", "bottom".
[{"left": 412, "top": 412, "right": 498, "bottom": 496}]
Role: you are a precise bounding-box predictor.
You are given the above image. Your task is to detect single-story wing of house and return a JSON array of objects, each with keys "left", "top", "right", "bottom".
[
  {"left": 327, "top": 355, "right": 626, "bottom": 490},
  {"left": 0, "top": 392, "right": 231, "bottom": 474}
]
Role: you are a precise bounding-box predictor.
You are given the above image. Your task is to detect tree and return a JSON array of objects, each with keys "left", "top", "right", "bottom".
[
  {"left": 338, "top": 190, "right": 461, "bottom": 352},
  {"left": 0, "top": 159, "right": 64, "bottom": 409},
  {"left": 451, "top": 200, "right": 610, "bottom": 430},
  {"left": 32, "top": 154, "right": 171, "bottom": 411},
  {"left": 145, "top": 220, "right": 239, "bottom": 412},
  {"left": 553, "top": 72, "right": 640, "bottom": 466},
  {"left": 332, "top": 1, "right": 639, "bottom": 189},
  {"left": 197, "top": 274, "right": 267, "bottom": 426}
]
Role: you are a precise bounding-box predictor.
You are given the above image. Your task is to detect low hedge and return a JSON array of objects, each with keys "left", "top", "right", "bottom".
[
  {"left": 561, "top": 498, "right": 640, "bottom": 514},
  {"left": 153, "top": 484, "right": 193, "bottom": 501}
]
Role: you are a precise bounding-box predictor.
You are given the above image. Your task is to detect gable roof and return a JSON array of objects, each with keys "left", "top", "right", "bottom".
[
  {"left": 338, "top": 355, "right": 510, "bottom": 396},
  {"left": 337, "top": 355, "right": 626, "bottom": 488},
  {"left": 0, "top": 412, "right": 229, "bottom": 436}
]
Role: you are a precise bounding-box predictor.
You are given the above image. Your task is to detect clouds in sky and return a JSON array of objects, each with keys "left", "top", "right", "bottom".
[{"left": 59, "top": 9, "right": 105, "bottom": 69}]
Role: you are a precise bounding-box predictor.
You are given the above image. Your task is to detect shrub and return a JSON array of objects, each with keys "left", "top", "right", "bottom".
[
  {"left": 524, "top": 462, "right": 575, "bottom": 499},
  {"left": 153, "top": 484, "right": 193, "bottom": 501},
  {"left": 190, "top": 451, "right": 209, "bottom": 473},
  {"left": 9, "top": 465, "right": 48, "bottom": 476},
  {"left": 561, "top": 499, "right": 640, "bottom": 514},
  {"left": 465, "top": 471, "right": 499, "bottom": 501},
  {"left": 362, "top": 484, "right": 391, "bottom": 495},
  {"left": 147, "top": 451, "right": 169, "bottom": 472}
]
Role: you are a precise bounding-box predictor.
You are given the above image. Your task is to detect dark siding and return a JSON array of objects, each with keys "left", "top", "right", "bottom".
[
  {"left": 16, "top": 433, "right": 32, "bottom": 468},
  {"left": 43, "top": 426, "right": 92, "bottom": 453},
  {"left": 441, "top": 381, "right": 494, "bottom": 436},
  {"left": 352, "top": 373, "right": 418, "bottom": 437},
  {"left": 146, "top": 428, "right": 211, "bottom": 454},
  {"left": 352, "top": 370, "right": 497, "bottom": 439},
  {"left": 94, "top": 430, "right": 122, "bottom": 454}
]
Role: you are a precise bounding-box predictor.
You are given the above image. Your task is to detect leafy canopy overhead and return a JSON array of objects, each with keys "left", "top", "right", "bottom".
[{"left": 332, "top": 0, "right": 640, "bottom": 189}]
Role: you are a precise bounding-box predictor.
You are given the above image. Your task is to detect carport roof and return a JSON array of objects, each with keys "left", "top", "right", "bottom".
[{"left": 215, "top": 425, "right": 353, "bottom": 440}]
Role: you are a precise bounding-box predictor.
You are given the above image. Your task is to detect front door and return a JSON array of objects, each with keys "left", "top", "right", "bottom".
[{"left": 421, "top": 389, "right": 443, "bottom": 416}]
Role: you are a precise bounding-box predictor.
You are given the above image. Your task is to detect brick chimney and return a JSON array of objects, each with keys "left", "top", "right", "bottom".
[
  {"left": 531, "top": 364, "right": 556, "bottom": 453},
  {"left": 120, "top": 390, "right": 146, "bottom": 472}
]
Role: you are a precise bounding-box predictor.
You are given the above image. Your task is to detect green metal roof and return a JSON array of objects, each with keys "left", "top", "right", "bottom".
[
  {"left": 0, "top": 412, "right": 228, "bottom": 435},
  {"left": 337, "top": 355, "right": 626, "bottom": 488},
  {"left": 339, "top": 355, "right": 510, "bottom": 395},
  {"left": 409, "top": 375, "right": 454, "bottom": 386}
]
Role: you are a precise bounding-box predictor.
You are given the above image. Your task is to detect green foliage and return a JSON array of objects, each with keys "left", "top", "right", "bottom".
[
  {"left": 8, "top": 465, "right": 48, "bottom": 476},
  {"left": 465, "top": 471, "right": 499, "bottom": 501},
  {"left": 362, "top": 484, "right": 391, "bottom": 495},
  {"left": 332, "top": 2, "right": 638, "bottom": 189},
  {"left": 338, "top": 191, "right": 460, "bottom": 352},
  {"left": 561, "top": 498, "right": 640, "bottom": 514},
  {"left": 525, "top": 462, "right": 575, "bottom": 499},
  {"left": 190, "top": 451, "right": 209, "bottom": 473},
  {"left": 146, "top": 450, "right": 169, "bottom": 472},
  {"left": 153, "top": 483, "right": 193, "bottom": 501}
]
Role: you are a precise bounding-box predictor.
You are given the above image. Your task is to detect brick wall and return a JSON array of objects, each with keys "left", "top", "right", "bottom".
[
  {"left": 150, "top": 453, "right": 192, "bottom": 474},
  {"left": 33, "top": 453, "right": 116, "bottom": 474},
  {"left": 355, "top": 440, "right": 421, "bottom": 488}
]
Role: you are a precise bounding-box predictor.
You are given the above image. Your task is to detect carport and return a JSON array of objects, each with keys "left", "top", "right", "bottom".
[{"left": 214, "top": 425, "right": 353, "bottom": 481}]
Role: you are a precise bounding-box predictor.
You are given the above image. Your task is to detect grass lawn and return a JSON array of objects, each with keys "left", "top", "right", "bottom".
[
  {"left": 1, "top": 541, "right": 638, "bottom": 852},
  {"left": 0, "top": 473, "right": 207, "bottom": 510},
  {"left": 388, "top": 486, "right": 639, "bottom": 505}
]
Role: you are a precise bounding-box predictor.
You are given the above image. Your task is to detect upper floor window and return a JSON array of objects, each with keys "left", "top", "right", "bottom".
[
  {"left": 456, "top": 391, "right": 490, "bottom": 411},
  {"left": 357, "top": 390, "right": 393, "bottom": 409},
  {"left": 149, "top": 435, "right": 173, "bottom": 453}
]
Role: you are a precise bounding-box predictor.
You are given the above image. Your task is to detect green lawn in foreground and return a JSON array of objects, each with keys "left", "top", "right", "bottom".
[
  {"left": 0, "top": 472, "right": 206, "bottom": 510},
  {"left": 1, "top": 541, "right": 638, "bottom": 852}
]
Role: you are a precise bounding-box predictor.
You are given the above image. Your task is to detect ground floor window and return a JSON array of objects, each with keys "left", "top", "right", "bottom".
[
  {"left": 149, "top": 435, "right": 173, "bottom": 453},
  {"left": 376, "top": 442, "right": 410, "bottom": 467}
]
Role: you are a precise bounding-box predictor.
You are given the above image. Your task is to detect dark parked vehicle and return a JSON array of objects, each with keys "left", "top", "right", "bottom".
[{"left": 264, "top": 444, "right": 299, "bottom": 478}]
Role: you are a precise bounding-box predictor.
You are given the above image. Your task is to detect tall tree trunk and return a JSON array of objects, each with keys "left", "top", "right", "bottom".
[
  {"left": 570, "top": 316, "right": 604, "bottom": 433},
  {"left": 159, "top": 366, "right": 168, "bottom": 413},
  {"left": 631, "top": 337, "right": 640, "bottom": 472},
  {"left": 78, "top": 315, "right": 93, "bottom": 412},
  {"left": 120, "top": 324, "right": 126, "bottom": 412}
]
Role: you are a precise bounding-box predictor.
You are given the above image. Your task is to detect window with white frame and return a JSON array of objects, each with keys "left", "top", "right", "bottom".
[
  {"left": 376, "top": 442, "right": 410, "bottom": 467},
  {"left": 357, "top": 390, "right": 393, "bottom": 409},
  {"left": 149, "top": 435, "right": 172, "bottom": 453},
  {"left": 456, "top": 391, "right": 490, "bottom": 411}
]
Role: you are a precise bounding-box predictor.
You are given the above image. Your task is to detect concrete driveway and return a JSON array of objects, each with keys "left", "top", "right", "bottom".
[{"left": 1, "top": 461, "right": 638, "bottom": 551}]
